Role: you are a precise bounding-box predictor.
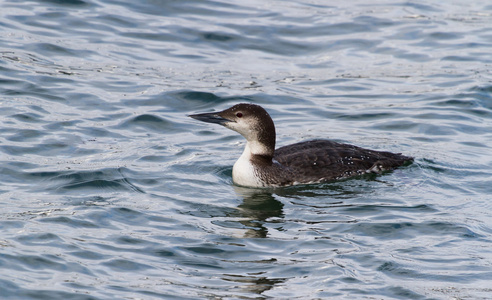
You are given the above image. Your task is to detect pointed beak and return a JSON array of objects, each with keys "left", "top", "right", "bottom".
[{"left": 188, "top": 112, "right": 232, "bottom": 125}]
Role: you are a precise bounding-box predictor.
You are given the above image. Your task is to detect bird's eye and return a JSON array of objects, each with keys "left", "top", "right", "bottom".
[{"left": 236, "top": 112, "right": 243, "bottom": 118}]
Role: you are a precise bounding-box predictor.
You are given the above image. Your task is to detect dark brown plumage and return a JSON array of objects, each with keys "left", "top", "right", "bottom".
[
  {"left": 274, "top": 139, "right": 413, "bottom": 184},
  {"left": 189, "top": 103, "right": 413, "bottom": 187}
]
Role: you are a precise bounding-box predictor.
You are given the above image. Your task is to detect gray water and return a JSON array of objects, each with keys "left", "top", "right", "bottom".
[{"left": 1, "top": 0, "right": 492, "bottom": 299}]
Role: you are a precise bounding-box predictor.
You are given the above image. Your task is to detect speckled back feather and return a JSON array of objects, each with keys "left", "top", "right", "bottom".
[{"left": 274, "top": 139, "right": 413, "bottom": 183}]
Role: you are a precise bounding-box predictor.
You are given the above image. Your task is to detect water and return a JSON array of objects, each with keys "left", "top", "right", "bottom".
[{"left": 1, "top": 0, "right": 492, "bottom": 299}]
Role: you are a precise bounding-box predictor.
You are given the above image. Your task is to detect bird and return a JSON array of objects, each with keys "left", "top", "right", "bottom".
[{"left": 189, "top": 103, "right": 413, "bottom": 188}]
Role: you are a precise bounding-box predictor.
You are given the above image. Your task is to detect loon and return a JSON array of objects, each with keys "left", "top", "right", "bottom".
[{"left": 189, "top": 103, "right": 413, "bottom": 188}]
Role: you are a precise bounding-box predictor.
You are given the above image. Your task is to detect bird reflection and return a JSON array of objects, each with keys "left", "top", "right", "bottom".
[
  {"left": 233, "top": 185, "right": 284, "bottom": 238},
  {"left": 222, "top": 182, "right": 371, "bottom": 297},
  {"left": 221, "top": 273, "right": 286, "bottom": 296},
  {"left": 231, "top": 180, "right": 370, "bottom": 238}
]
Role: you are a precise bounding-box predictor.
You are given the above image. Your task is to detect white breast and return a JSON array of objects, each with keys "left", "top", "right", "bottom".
[{"left": 232, "top": 143, "right": 264, "bottom": 188}]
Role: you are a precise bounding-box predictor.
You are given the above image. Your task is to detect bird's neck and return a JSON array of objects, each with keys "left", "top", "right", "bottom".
[{"left": 245, "top": 140, "right": 274, "bottom": 159}]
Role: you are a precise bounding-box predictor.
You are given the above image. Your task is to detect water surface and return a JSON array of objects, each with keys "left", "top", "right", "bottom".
[{"left": 1, "top": 0, "right": 492, "bottom": 299}]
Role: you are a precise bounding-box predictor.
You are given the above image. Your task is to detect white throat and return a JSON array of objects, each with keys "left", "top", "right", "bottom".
[{"left": 232, "top": 142, "right": 264, "bottom": 187}]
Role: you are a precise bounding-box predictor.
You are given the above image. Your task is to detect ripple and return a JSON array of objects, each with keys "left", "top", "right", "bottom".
[
  {"left": 1, "top": 0, "right": 492, "bottom": 299},
  {"left": 6, "top": 129, "right": 46, "bottom": 142},
  {"left": 10, "top": 113, "right": 45, "bottom": 123},
  {"left": 39, "top": 216, "right": 99, "bottom": 228},
  {"left": 102, "top": 259, "right": 155, "bottom": 272},
  {"left": 118, "top": 114, "right": 185, "bottom": 133}
]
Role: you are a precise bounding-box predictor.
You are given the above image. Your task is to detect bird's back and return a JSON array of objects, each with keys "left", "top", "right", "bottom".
[{"left": 274, "top": 139, "right": 413, "bottom": 183}]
